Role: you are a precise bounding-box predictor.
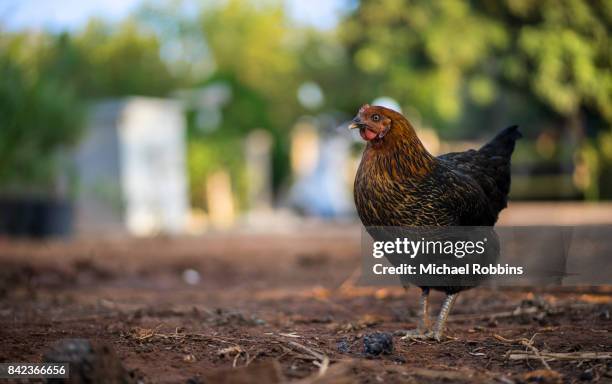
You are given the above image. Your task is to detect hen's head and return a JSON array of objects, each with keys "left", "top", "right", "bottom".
[{"left": 349, "top": 104, "right": 412, "bottom": 145}]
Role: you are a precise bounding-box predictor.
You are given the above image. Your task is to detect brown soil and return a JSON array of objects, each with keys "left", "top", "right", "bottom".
[{"left": 0, "top": 228, "right": 610, "bottom": 383}]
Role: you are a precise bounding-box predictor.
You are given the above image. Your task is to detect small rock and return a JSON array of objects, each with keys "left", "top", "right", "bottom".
[
  {"left": 363, "top": 332, "right": 393, "bottom": 356},
  {"left": 182, "top": 269, "right": 201, "bottom": 285},
  {"left": 336, "top": 339, "right": 350, "bottom": 354},
  {"left": 253, "top": 318, "right": 267, "bottom": 326},
  {"left": 183, "top": 354, "right": 197, "bottom": 363},
  {"left": 44, "top": 338, "right": 132, "bottom": 384},
  {"left": 580, "top": 369, "right": 594, "bottom": 381},
  {"left": 392, "top": 355, "right": 406, "bottom": 364}
]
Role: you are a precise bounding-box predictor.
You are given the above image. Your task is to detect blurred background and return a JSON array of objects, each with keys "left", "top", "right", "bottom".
[{"left": 1, "top": 0, "right": 611, "bottom": 238}]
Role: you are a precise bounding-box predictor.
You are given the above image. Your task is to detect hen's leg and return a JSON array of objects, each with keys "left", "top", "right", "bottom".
[
  {"left": 418, "top": 288, "right": 431, "bottom": 331},
  {"left": 402, "top": 288, "right": 431, "bottom": 337},
  {"left": 431, "top": 293, "right": 457, "bottom": 341}
]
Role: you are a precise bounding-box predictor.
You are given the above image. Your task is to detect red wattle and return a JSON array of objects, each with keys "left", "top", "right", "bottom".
[{"left": 361, "top": 128, "right": 378, "bottom": 141}]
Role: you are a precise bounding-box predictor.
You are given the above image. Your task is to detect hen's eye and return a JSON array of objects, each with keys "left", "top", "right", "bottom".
[{"left": 371, "top": 114, "right": 381, "bottom": 122}]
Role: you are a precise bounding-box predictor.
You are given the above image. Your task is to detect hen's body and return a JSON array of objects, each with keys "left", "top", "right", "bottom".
[
  {"left": 355, "top": 125, "right": 520, "bottom": 228},
  {"left": 351, "top": 105, "right": 521, "bottom": 340}
]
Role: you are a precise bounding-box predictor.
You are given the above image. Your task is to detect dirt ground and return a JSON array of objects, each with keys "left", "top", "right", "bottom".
[{"left": 1, "top": 226, "right": 611, "bottom": 383}]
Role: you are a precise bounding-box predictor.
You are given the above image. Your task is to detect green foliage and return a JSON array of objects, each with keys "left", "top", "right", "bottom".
[
  {"left": 183, "top": 77, "right": 263, "bottom": 208},
  {"left": 181, "top": 0, "right": 304, "bottom": 205},
  {"left": 43, "top": 19, "right": 180, "bottom": 98},
  {"left": 340, "top": 0, "right": 509, "bottom": 130},
  {"left": 296, "top": 30, "right": 356, "bottom": 113},
  {"left": 0, "top": 17, "right": 180, "bottom": 194},
  {"left": 187, "top": 137, "right": 247, "bottom": 210},
  {"left": 579, "top": 131, "right": 612, "bottom": 200},
  {"left": 200, "top": 0, "right": 298, "bottom": 103},
  {"left": 340, "top": 0, "right": 611, "bottom": 134},
  {"left": 0, "top": 40, "right": 84, "bottom": 191},
  {"left": 338, "top": 0, "right": 612, "bottom": 198},
  {"left": 192, "top": 75, "right": 274, "bottom": 137},
  {"left": 2, "top": 0, "right": 612, "bottom": 200},
  {"left": 496, "top": 0, "right": 610, "bottom": 122}
]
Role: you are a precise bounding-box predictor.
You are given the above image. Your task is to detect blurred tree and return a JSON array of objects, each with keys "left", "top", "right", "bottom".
[
  {"left": 184, "top": 74, "right": 273, "bottom": 210},
  {"left": 0, "top": 38, "right": 84, "bottom": 192},
  {"left": 496, "top": 0, "right": 611, "bottom": 122},
  {"left": 0, "top": 18, "right": 182, "bottom": 193},
  {"left": 180, "top": 0, "right": 305, "bottom": 208},
  {"left": 3, "top": 0, "right": 611, "bottom": 202},
  {"left": 340, "top": 0, "right": 612, "bottom": 198},
  {"left": 340, "top": 0, "right": 509, "bottom": 131},
  {"left": 200, "top": 0, "right": 298, "bottom": 111},
  {"left": 135, "top": 0, "right": 213, "bottom": 80},
  {"left": 45, "top": 19, "right": 180, "bottom": 98},
  {"left": 296, "top": 29, "right": 356, "bottom": 113}
]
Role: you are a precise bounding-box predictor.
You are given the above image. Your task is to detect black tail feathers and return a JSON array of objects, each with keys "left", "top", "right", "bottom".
[{"left": 480, "top": 125, "right": 522, "bottom": 158}]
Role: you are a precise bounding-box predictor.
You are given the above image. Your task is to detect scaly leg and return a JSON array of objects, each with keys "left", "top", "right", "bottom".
[
  {"left": 419, "top": 288, "right": 431, "bottom": 331},
  {"left": 432, "top": 293, "right": 458, "bottom": 341},
  {"left": 402, "top": 288, "right": 431, "bottom": 338}
]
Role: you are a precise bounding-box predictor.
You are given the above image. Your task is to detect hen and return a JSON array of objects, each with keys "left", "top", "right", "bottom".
[{"left": 350, "top": 104, "right": 521, "bottom": 341}]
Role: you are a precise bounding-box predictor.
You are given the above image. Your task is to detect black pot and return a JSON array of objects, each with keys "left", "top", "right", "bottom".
[{"left": 0, "top": 197, "right": 73, "bottom": 238}]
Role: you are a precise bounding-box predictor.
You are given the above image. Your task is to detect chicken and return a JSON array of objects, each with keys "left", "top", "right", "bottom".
[{"left": 350, "top": 104, "right": 521, "bottom": 341}]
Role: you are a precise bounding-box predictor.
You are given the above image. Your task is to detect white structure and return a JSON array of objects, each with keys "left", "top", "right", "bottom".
[
  {"left": 289, "top": 119, "right": 354, "bottom": 218},
  {"left": 74, "top": 97, "right": 189, "bottom": 236}
]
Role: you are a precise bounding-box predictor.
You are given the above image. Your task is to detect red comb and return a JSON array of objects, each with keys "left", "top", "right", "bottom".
[{"left": 359, "top": 104, "right": 371, "bottom": 114}]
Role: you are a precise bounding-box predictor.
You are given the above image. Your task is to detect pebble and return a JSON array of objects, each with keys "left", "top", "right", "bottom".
[
  {"left": 182, "top": 269, "right": 201, "bottom": 285},
  {"left": 580, "top": 369, "right": 594, "bottom": 381},
  {"left": 44, "top": 338, "right": 132, "bottom": 383},
  {"left": 336, "top": 339, "right": 350, "bottom": 354},
  {"left": 363, "top": 332, "right": 393, "bottom": 356}
]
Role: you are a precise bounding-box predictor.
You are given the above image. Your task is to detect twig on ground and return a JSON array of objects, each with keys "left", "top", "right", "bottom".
[
  {"left": 494, "top": 333, "right": 551, "bottom": 370},
  {"left": 507, "top": 351, "right": 612, "bottom": 362},
  {"left": 450, "top": 306, "right": 540, "bottom": 323},
  {"left": 131, "top": 324, "right": 164, "bottom": 341},
  {"left": 451, "top": 302, "right": 597, "bottom": 324},
  {"left": 314, "top": 356, "right": 330, "bottom": 377},
  {"left": 277, "top": 334, "right": 331, "bottom": 373},
  {"left": 217, "top": 345, "right": 249, "bottom": 368},
  {"left": 285, "top": 340, "right": 326, "bottom": 361},
  {"left": 495, "top": 332, "right": 611, "bottom": 369},
  {"left": 245, "top": 352, "right": 260, "bottom": 366},
  {"left": 522, "top": 334, "right": 551, "bottom": 370},
  {"left": 278, "top": 332, "right": 301, "bottom": 338}
]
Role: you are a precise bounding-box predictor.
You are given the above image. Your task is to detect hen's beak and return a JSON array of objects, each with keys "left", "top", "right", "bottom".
[{"left": 348, "top": 117, "right": 361, "bottom": 130}]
